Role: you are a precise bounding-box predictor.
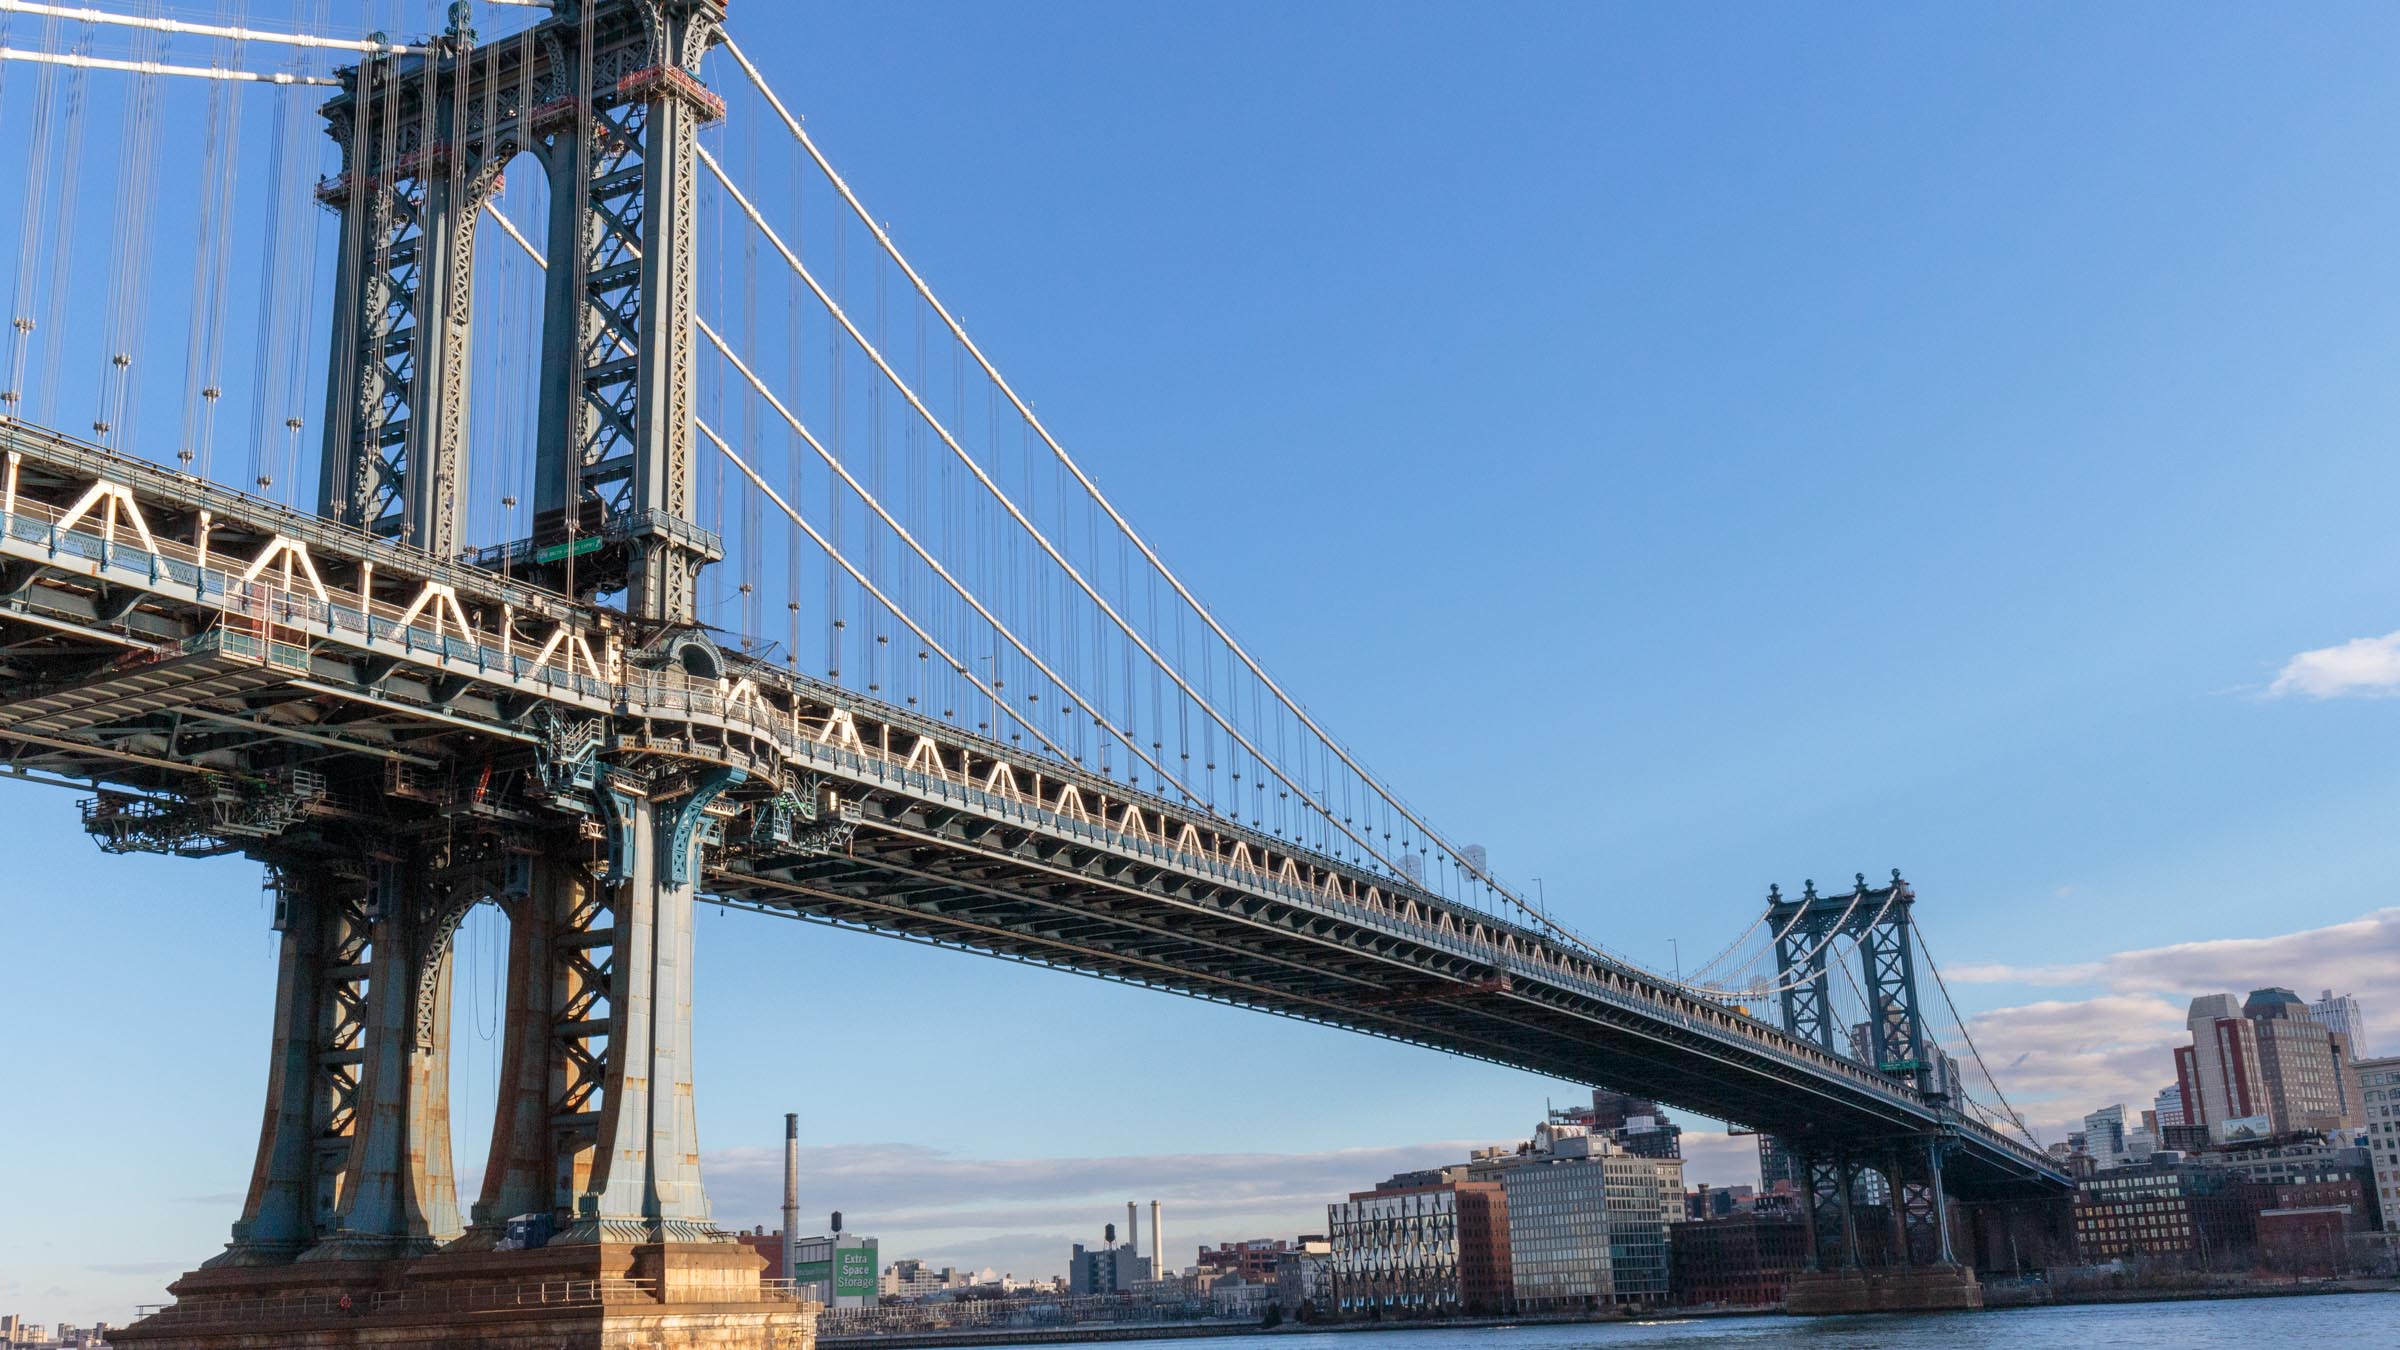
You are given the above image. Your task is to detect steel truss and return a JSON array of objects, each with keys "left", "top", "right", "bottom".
[{"left": 315, "top": 0, "right": 723, "bottom": 613}]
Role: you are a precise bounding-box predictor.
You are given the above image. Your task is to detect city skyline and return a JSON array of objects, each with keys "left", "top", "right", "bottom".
[{"left": 12, "top": 0, "right": 2400, "bottom": 1329}]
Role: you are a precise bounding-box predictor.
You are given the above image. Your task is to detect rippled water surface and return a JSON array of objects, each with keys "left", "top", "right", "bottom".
[{"left": 1011, "top": 1294, "right": 2392, "bottom": 1350}]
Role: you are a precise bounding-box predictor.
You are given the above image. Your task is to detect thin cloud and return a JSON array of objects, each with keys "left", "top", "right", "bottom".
[
  {"left": 704, "top": 1132, "right": 1769, "bottom": 1282},
  {"left": 2267, "top": 630, "right": 2400, "bottom": 698},
  {"left": 1945, "top": 909, "right": 2400, "bottom": 1142},
  {"left": 1945, "top": 961, "right": 2103, "bottom": 986}
]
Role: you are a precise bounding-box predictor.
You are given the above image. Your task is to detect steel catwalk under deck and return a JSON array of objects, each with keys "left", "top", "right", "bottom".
[{"left": 0, "top": 421, "right": 2067, "bottom": 1202}]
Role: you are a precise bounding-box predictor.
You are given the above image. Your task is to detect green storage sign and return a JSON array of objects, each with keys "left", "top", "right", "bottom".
[{"left": 834, "top": 1245, "right": 878, "bottom": 1300}]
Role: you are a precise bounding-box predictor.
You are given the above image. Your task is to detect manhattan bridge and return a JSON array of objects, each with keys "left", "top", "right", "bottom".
[{"left": 0, "top": 2, "right": 2069, "bottom": 1344}]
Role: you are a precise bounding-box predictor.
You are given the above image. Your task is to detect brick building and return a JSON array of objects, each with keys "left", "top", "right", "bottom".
[
  {"left": 1197, "top": 1239, "right": 1294, "bottom": 1283},
  {"left": 2071, "top": 1158, "right": 2253, "bottom": 1265},
  {"left": 1668, "top": 1216, "right": 1806, "bottom": 1308}
]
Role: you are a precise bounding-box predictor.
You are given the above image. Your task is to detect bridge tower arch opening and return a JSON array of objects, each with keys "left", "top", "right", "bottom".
[{"left": 316, "top": 0, "right": 726, "bottom": 621}]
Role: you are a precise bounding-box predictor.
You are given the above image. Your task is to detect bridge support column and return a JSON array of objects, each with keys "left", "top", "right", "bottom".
[
  {"left": 1837, "top": 1153, "right": 1861, "bottom": 1269},
  {"left": 561, "top": 768, "right": 741, "bottom": 1251},
  {"left": 1885, "top": 1152, "right": 1912, "bottom": 1268},
  {"left": 1786, "top": 1144, "right": 1983, "bottom": 1315},
  {"left": 206, "top": 869, "right": 373, "bottom": 1267},
  {"left": 442, "top": 853, "right": 586, "bottom": 1249},
  {"left": 301, "top": 856, "right": 464, "bottom": 1262}
]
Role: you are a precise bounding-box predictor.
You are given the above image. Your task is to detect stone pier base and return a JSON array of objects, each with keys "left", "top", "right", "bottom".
[
  {"left": 110, "top": 1244, "right": 819, "bottom": 1350},
  {"left": 1784, "top": 1265, "right": 1984, "bottom": 1315}
]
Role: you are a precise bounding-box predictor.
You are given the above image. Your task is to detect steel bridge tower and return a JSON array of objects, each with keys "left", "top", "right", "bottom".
[{"left": 106, "top": 4, "right": 808, "bottom": 1347}]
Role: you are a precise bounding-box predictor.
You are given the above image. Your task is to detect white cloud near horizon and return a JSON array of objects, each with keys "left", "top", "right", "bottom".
[
  {"left": 2268, "top": 629, "right": 2400, "bottom": 698},
  {"left": 699, "top": 1130, "right": 1768, "bottom": 1285},
  {"left": 1938, "top": 908, "right": 2400, "bottom": 1142},
  {"left": 686, "top": 910, "right": 2400, "bottom": 1279}
]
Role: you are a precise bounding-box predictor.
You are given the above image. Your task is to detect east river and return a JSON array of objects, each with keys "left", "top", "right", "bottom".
[{"left": 1012, "top": 1294, "right": 2392, "bottom": 1349}]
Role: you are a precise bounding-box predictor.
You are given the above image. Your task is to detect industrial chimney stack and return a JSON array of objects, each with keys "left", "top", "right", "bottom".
[
  {"left": 1150, "top": 1200, "right": 1163, "bottom": 1274},
  {"left": 782, "top": 1113, "right": 800, "bottom": 1284},
  {"left": 1126, "top": 1201, "right": 1139, "bottom": 1255}
]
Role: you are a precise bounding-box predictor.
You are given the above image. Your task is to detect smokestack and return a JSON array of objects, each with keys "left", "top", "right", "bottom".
[
  {"left": 782, "top": 1114, "right": 801, "bottom": 1283},
  {"left": 1150, "top": 1201, "right": 1162, "bottom": 1273},
  {"left": 1127, "top": 1201, "right": 1139, "bottom": 1254}
]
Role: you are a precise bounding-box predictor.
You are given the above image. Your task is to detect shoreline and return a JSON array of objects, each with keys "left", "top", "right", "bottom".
[{"left": 820, "top": 1280, "right": 2399, "bottom": 1348}]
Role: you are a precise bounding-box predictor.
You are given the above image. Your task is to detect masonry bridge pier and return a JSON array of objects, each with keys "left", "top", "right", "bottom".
[{"left": 0, "top": 2, "right": 2069, "bottom": 1343}]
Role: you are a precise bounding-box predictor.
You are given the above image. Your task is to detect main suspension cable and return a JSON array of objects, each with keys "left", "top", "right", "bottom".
[
  {"left": 717, "top": 37, "right": 1550, "bottom": 926},
  {"left": 700, "top": 146, "right": 1456, "bottom": 920},
  {"left": 0, "top": 1, "right": 425, "bottom": 54}
]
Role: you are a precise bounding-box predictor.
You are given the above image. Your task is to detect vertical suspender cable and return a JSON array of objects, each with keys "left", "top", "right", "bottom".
[
  {"left": 32, "top": 18, "right": 86, "bottom": 427},
  {"left": 247, "top": 38, "right": 302, "bottom": 493},
  {"left": 721, "top": 44, "right": 1576, "bottom": 936},
  {"left": 3, "top": 12, "right": 66, "bottom": 421},
  {"left": 93, "top": 6, "right": 165, "bottom": 449},
  {"left": 180, "top": 8, "right": 246, "bottom": 479}
]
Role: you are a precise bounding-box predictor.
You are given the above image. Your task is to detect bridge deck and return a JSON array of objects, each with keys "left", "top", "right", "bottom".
[{"left": 0, "top": 423, "right": 2066, "bottom": 1199}]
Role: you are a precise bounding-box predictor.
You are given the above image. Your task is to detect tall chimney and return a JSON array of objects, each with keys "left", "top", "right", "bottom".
[
  {"left": 782, "top": 1113, "right": 801, "bottom": 1283},
  {"left": 1150, "top": 1200, "right": 1163, "bottom": 1273},
  {"left": 1127, "top": 1201, "right": 1139, "bottom": 1254}
]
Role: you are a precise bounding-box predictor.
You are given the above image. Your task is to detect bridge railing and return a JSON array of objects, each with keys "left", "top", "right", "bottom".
[
  {"left": 788, "top": 741, "right": 2059, "bottom": 1178},
  {"left": 2, "top": 425, "right": 2059, "bottom": 1180},
  {"left": 806, "top": 741, "right": 1954, "bottom": 1118}
]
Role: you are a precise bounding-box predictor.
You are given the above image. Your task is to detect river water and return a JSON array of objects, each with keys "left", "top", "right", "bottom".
[{"left": 1022, "top": 1295, "right": 2392, "bottom": 1349}]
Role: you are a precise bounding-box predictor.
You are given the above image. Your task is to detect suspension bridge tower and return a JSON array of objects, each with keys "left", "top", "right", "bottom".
[{"left": 114, "top": 3, "right": 814, "bottom": 1347}]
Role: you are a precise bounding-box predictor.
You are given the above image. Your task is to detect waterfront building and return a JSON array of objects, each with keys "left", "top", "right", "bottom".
[
  {"left": 2256, "top": 1206, "right": 2358, "bottom": 1276},
  {"left": 1550, "top": 1089, "right": 1685, "bottom": 1160},
  {"left": 1196, "top": 1239, "right": 1293, "bottom": 1283},
  {"left": 2358, "top": 1055, "right": 2400, "bottom": 1231},
  {"left": 2310, "top": 989, "right": 2369, "bottom": 1055},
  {"left": 2246, "top": 987, "right": 2353, "bottom": 1133},
  {"left": 1668, "top": 1215, "right": 1805, "bottom": 1309},
  {"left": 1275, "top": 1237, "right": 1333, "bottom": 1318},
  {"left": 2071, "top": 1158, "right": 2252, "bottom": 1266},
  {"left": 881, "top": 1259, "right": 971, "bottom": 1300},
  {"left": 2205, "top": 1131, "right": 2376, "bottom": 1192},
  {"left": 1326, "top": 1175, "right": 1513, "bottom": 1316},
  {"left": 1210, "top": 1277, "right": 1278, "bottom": 1319},
  {"left": 1495, "top": 1122, "right": 1682, "bottom": 1309},
  {"left": 791, "top": 1232, "right": 881, "bottom": 1309},
  {"left": 1068, "top": 1235, "right": 1153, "bottom": 1295}
]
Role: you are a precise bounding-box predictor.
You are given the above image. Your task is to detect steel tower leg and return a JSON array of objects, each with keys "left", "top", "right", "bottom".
[
  {"left": 208, "top": 870, "right": 373, "bottom": 1267},
  {"left": 1837, "top": 1153, "right": 1861, "bottom": 1270},
  {"left": 301, "top": 858, "right": 462, "bottom": 1261},
  {"left": 1885, "top": 1151, "right": 1911, "bottom": 1267},
  {"left": 1928, "top": 1138, "right": 1957, "bottom": 1265},
  {"left": 448, "top": 856, "right": 572, "bottom": 1248},
  {"left": 563, "top": 767, "right": 742, "bottom": 1244},
  {"left": 530, "top": 0, "right": 726, "bottom": 618},
  {"left": 315, "top": 46, "right": 478, "bottom": 556},
  {"left": 1798, "top": 1150, "right": 1824, "bottom": 1272}
]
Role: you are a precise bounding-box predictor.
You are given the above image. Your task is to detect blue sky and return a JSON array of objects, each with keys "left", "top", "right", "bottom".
[{"left": 7, "top": 0, "right": 2400, "bottom": 1326}]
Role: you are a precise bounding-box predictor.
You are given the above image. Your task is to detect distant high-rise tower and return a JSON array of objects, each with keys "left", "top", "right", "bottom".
[
  {"left": 2153, "top": 1083, "right": 2185, "bottom": 1129},
  {"left": 2309, "top": 989, "right": 2368, "bottom": 1055},
  {"left": 2245, "top": 987, "right": 2352, "bottom": 1132},
  {"left": 2180, "top": 993, "right": 2267, "bottom": 1140}
]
